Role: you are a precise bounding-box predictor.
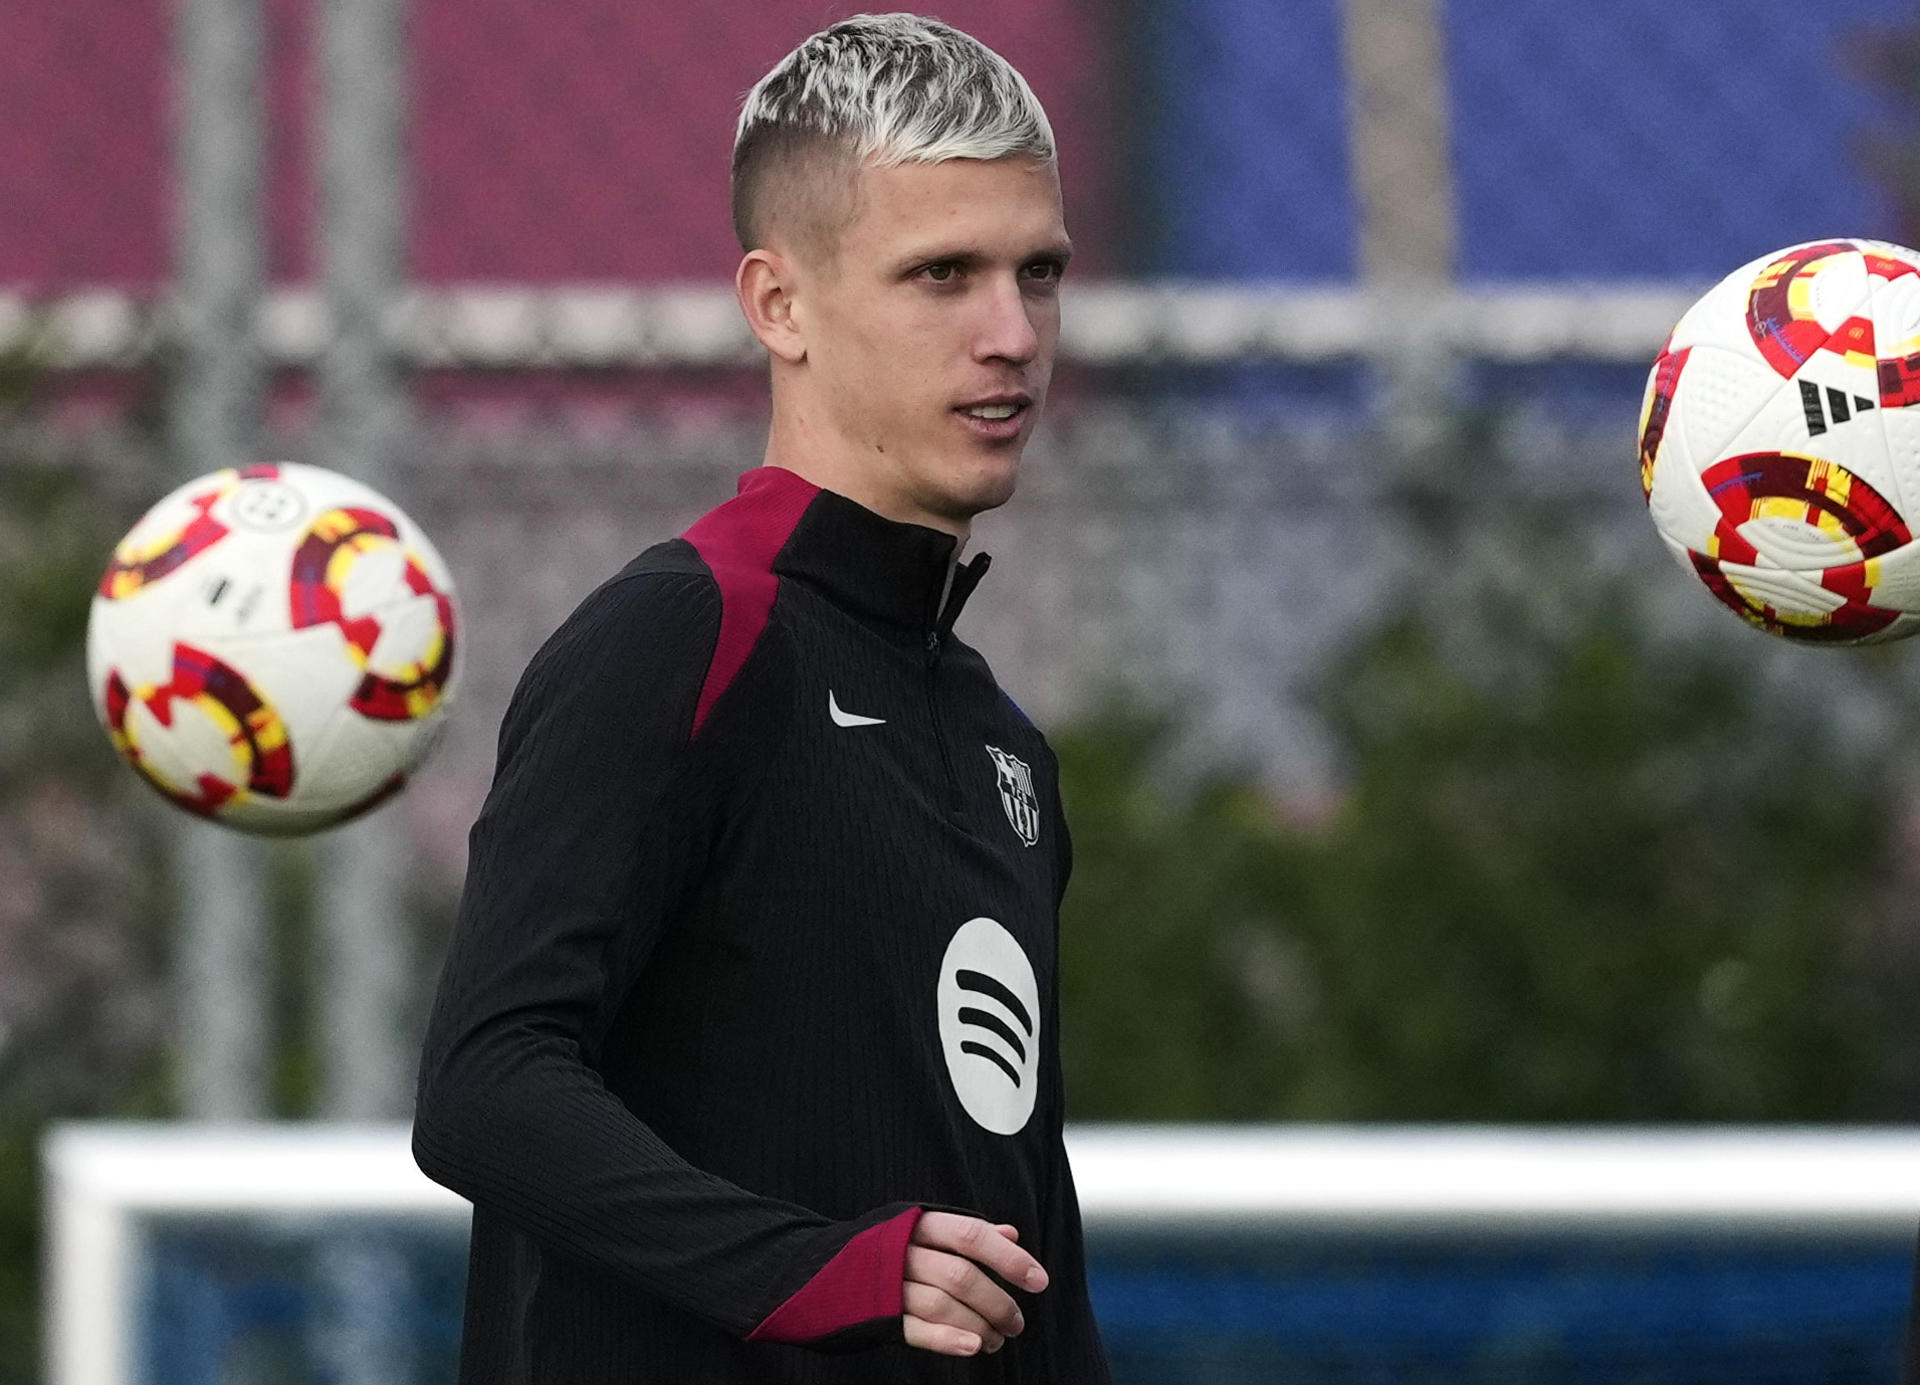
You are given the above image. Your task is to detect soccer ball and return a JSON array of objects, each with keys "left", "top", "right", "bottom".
[
  {"left": 87, "top": 462, "right": 460, "bottom": 835},
  {"left": 1640, "top": 238, "right": 1920, "bottom": 644}
]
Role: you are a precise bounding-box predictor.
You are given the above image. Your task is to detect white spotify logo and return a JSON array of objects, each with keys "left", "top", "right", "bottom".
[{"left": 937, "top": 917, "right": 1040, "bottom": 1135}]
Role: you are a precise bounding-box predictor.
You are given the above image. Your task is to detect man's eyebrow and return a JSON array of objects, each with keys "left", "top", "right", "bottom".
[
  {"left": 894, "top": 241, "right": 1076, "bottom": 271},
  {"left": 897, "top": 248, "right": 989, "bottom": 271}
]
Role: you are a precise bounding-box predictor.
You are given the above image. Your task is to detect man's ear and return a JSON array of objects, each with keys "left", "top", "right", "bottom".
[{"left": 736, "top": 249, "right": 807, "bottom": 364}]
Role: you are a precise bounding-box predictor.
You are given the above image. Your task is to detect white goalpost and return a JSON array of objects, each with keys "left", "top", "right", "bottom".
[{"left": 44, "top": 1122, "right": 1920, "bottom": 1385}]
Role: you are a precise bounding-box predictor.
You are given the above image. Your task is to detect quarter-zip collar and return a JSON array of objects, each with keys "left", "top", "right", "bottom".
[{"left": 737, "top": 465, "right": 991, "bottom": 643}]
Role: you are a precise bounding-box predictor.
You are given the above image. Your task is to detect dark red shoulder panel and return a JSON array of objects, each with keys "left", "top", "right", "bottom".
[
  {"left": 745, "top": 1206, "right": 923, "bottom": 1345},
  {"left": 681, "top": 467, "right": 818, "bottom": 736}
]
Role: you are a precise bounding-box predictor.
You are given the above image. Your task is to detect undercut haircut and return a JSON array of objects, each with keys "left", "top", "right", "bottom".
[{"left": 731, "top": 13, "right": 1056, "bottom": 256}]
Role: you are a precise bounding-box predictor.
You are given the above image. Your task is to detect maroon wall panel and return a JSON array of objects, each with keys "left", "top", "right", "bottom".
[
  {"left": 0, "top": 0, "right": 1117, "bottom": 291},
  {"left": 0, "top": 0, "right": 170, "bottom": 287}
]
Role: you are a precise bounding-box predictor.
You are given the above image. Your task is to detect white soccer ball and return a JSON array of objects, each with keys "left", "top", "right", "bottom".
[
  {"left": 86, "top": 462, "right": 460, "bottom": 835},
  {"left": 1640, "top": 238, "right": 1920, "bottom": 644}
]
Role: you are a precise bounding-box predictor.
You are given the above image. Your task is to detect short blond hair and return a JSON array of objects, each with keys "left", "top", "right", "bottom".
[{"left": 731, "top": 14, "right": 1055, "bottom": 254}]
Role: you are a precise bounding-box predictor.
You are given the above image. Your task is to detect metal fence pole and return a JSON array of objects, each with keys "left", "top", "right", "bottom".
[
  {"left": 313, "top": 0, "right": 411, "bottom": 1123},
  {"left": 172, "top": 0, "right": 272, "bottom": 1121},
  {"left": 1341, "top": 0, "right": 1459, "bottom": 460},
  {"left": 309, "top": 2, "right": 414, "bottom": 1378},
  {"left": 1342, "top": 0, "right": 1457, "bottom": 287}
]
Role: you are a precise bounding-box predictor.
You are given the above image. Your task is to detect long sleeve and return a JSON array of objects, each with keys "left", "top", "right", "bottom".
[{"left": 412, "top": 567, "right": 921, "bottom": 1350}]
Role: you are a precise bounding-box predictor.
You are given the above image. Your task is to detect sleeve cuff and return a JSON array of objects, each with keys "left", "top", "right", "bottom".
[{"left": 745, "top": 1206, "right": 924, "bottom": 1346}]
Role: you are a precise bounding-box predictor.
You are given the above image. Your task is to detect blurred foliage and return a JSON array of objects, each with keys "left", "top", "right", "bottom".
[
  {"left": 0, "top": 367, "right": 174, "bottom": 1383},
  {"left": 1059, "top": 423, "right": 1920, "bottom": 1124},
  {"left": 0, "top": 462, "right": 175, "bottom": 1115}
]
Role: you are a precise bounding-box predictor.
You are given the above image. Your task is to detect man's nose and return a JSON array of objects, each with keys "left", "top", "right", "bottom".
[{"left": 974, "top": 275, "right": 1040, "bottom": 366}]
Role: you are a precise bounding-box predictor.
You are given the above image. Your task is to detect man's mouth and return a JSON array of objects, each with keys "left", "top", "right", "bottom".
[{"left": 954, "top": 393, "right": 1033, "bottom": 427}]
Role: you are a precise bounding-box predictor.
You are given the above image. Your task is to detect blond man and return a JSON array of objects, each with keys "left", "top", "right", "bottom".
[{"left": 416, "top": 16, "right": 1110, "bottom": 1380}]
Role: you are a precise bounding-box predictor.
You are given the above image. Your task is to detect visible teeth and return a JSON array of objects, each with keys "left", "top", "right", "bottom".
[{"left": 965, "top": 403, "right": 1019, "bottom": 420}]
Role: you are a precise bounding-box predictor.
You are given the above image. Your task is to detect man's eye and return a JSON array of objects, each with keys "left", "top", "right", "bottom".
[
  {"left": 1023, "top": 261, "right": 1062, "bottom": 284},
  {"left": 923, "top": 263, "right": 956, "bottom": 283}
]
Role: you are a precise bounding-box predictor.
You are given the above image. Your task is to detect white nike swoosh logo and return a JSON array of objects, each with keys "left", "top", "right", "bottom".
[{"left": 829, "top": 691, "right": 887, "bottom": 728}]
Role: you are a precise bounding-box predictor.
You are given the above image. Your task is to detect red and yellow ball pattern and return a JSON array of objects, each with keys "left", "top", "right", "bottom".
[
  {"left": 289, "top": 506, "right": 457, "bottom": 722},
  {"left": 87, "top": 462, "right": 461, "bottom": 835},
  {"left": 104, "top": 644, "right": 294, "bottom": 817},
  {"left": 1641, "top": 239, "right": 1920, "bottom": 645}
]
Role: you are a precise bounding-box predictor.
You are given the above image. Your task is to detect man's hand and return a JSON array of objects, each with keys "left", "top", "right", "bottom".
[{"left": 901, "top": 1211, "right": 1049, "bottom": 1356}]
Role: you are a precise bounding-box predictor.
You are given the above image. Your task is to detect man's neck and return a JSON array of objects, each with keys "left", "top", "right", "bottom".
[{"left": 760, "top": 443, "right": 971, "bottom": 547}]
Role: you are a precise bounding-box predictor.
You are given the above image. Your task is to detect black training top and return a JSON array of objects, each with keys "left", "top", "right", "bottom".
[{"left": 413, "top": 465, "right": 1112, "bottom": 1383}]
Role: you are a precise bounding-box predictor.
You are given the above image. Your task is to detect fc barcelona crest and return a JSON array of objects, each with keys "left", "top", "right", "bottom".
[{"left": 986, "top": 745, "right": 1040, "bottom": 847}]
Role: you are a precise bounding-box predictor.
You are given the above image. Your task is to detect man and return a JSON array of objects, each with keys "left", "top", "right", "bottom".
[{"left": 413, "top": 13, "right": 1111, "bottom": 1381}]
